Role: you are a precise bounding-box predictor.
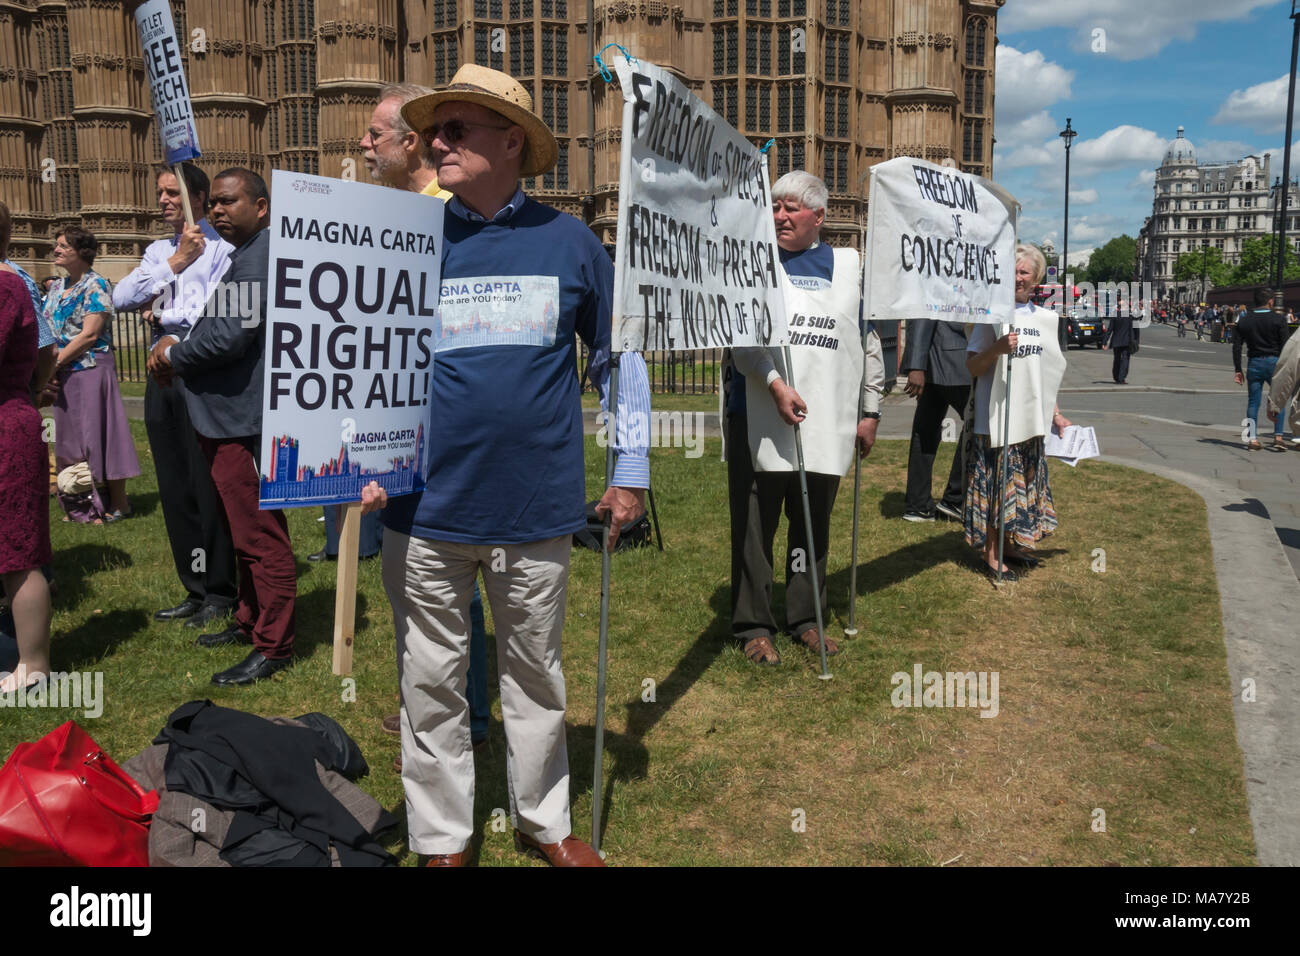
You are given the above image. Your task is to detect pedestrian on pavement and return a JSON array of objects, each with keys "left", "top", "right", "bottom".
[
  {"left": 1233, "top": 288, "right": 1290, "bottom": 451},
  {"left": 1104, "top": 306, "right": 1138, "bottom": 384}
]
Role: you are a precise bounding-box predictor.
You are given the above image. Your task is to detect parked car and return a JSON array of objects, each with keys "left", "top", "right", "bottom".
[{"left": 1066, "top": 312, "right": 1105, "bottom": 348}]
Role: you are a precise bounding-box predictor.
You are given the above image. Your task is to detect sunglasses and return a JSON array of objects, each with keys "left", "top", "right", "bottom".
[{"left": 421, "top": 118, "right": 514, "bottom": 147}]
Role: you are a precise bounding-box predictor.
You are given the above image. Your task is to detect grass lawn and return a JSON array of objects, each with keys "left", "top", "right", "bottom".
[{"left": 1, "top": 421, "right": 1254, "bottom": 866}]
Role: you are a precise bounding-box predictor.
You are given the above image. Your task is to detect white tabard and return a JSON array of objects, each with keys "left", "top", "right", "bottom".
[
  {"left": 987, "top": 302, "right": 1067, "bottom": 448},
  {"left": 744, "top": 247, "right": 865, "bottom": 475}
]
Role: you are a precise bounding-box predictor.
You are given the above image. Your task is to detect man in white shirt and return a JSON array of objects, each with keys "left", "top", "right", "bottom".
[{"left": 113, "top": 164, "right": 237, "bottom": 632}]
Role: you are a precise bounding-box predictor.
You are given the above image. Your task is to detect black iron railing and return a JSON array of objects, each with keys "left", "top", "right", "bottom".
[{"left": 111, "top": 310, "right": 151, "bottom": 384}]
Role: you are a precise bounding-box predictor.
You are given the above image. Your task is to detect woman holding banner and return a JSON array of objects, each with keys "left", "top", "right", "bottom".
[{"left": 963, "top": 243, "right": 1069, "bottom": 582}]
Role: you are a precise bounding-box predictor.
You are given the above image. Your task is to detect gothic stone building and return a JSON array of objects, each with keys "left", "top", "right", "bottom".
[{"left": 0, "top": 0, "right": 1002, "bottom": 281}]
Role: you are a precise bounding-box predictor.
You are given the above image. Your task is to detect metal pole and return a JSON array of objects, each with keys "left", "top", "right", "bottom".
[
  {"left": 783, "top": 346, "right": 831, "bottom": 680},
  {"left": 1278, "top": 3, "right": 1300, "bottom": 291},
  {"left": 586, "top": 0, "right": 596, "bottom": 227},
  {"left": 1059, "top": 119, "right": 1076, "bottom": 350},
  {"left": 847, "top": 167, "right": 876, "bottom": 637},
  {"left": 996, "top": 331, "right": 1013, "bottom": 585},
  {"left": 591, "top": 356, "right": 618, "bottom": 855}
]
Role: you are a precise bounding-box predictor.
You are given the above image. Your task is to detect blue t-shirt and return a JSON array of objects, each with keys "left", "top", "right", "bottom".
[{"left": 383, "top": 196, "right": 648, "bottom": 544}]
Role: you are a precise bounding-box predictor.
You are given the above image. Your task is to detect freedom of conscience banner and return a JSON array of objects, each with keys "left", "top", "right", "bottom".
[
  {"left": 865, "top": 157, "right": 1019, "bottom": 325},
  {"left": 259, "top": 170, "right": 443, "bottom": 509},
  {"left": 134, "top": 0, "right": 200, "bottom": 164},
  {"left": 611, "top": 57, "right": 788, "bottom": 352}
]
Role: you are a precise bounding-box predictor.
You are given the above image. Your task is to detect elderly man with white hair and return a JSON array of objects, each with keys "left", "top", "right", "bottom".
[{"left": 725, "top": 170, "right": 885, "bottom": 666}]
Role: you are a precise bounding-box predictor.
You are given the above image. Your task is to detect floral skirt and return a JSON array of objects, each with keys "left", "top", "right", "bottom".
[{"left": 963, "top": 434, "right": 1057, "bottom": 552}]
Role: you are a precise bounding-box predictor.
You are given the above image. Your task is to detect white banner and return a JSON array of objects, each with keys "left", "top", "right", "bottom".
[
  {"left": 865, "top": 157, "right": 1018, "bottom": 324},
  {"left": 260, "top": 171, "right": 443, "bottom": 509},
  {"left": 134, "top": 0, "right": 200, "bottom": 165},
  {"left": 612, "top": 57, "right": 788, "bottom": 352}
]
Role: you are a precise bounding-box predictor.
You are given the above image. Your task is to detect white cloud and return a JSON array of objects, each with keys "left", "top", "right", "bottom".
[
  {"left": 1066, "top": 249, "right": 1094, "bottom": 268},
  {"left": 1001, "top": 142, "right": 1056, "bottom": 170},
  {"left": 1070, "top": 189, "right": 1100, "bottom": 204},
  {"left": 995, "top": 47, "right": 1074, "bottom": 127},
  {"left": 1211, "top": 76, "right": 1298, "bottom": 135},
  {"left": 1196, "top": 138, "right": 1265, "bottom": 163},
  {"left": 1129, "top": 169, "right": 1157, "bottom": 189},
  {"left": 1072, "top": 126, "right": 1169, "bottom": 171},
  {"left": 999, "top": 0, "right": 1278, "bottom": 61}
]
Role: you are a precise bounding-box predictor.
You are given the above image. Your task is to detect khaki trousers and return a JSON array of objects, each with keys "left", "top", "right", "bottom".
[{"left": 382, "top": 529, "right": 572, "bottom": 855}]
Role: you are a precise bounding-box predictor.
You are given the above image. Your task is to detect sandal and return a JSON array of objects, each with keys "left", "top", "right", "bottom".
[
  {"left": 742, "top": 635, "right": 781, "bottom": 666},
  {"left": 1270, "top": 438, "right": 1288, "bottom": 452},
  {"left": 796, "top": 628, "right": 839, "bottom": 657}
]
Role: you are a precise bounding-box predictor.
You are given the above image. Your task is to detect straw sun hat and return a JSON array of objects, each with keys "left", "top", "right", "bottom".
[{"left": 401, "top": 64, "right": 558, "bottom": 179}]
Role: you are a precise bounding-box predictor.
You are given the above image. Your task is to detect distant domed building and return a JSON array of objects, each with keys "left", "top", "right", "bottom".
[{"left": 1136, "top": 127, "right": 1300, "bottom": 302}]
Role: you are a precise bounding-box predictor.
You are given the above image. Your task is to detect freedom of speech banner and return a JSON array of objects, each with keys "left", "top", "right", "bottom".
[
  {"left": 612, "top": 57, "right": 788, "bottom": 352},
  {"left": 134, "top": 0, "right": 200, "bottom": 165},
  {"left": 865, "top": 157, "right": 1019, "bottom": 324},
  {"left": 259, "top": 170, "right": 444, "bottom": 509}
]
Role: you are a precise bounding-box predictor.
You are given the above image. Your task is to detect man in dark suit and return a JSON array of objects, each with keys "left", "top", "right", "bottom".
[
  {"left": 1104, "top": 308, "right": 1139, "bottom": 384},
  {"left": 900, "top": 319, "right": 971, "bottom": 522},
  {"left": 148, "top": 168, "right": 296, "bottom": 687}
]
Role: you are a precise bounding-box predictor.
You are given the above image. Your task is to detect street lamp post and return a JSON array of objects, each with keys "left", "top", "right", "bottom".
[
  {"left": 1275, "top": 1, "right": 1300, "bottom": 295},
  {"left": 1059, "top": 118, "right": 1077, "bottom": 349}
]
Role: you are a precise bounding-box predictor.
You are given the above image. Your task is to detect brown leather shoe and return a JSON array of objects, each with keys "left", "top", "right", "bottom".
[
  {"left": 421, "top": 851, "right": 468, "bottom": 867},
  {"left": 382, "top": 714, "right": 401, "bottom": 736},
  {"left": 514, "top": 830, "right": 606, "bottom": 867}
]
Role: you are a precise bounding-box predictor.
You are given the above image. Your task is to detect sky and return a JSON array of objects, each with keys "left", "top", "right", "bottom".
[{"left": 995, "top": 0, "right": 1300, "bottom": 267}]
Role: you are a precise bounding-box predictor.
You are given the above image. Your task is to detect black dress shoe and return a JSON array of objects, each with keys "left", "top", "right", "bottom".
[
  {"left": 155, "top": 599, "right": 202, "bottom": 621},
  {"left": 307, "top": 549, "right": 337, "bottom": 563},
  {"left": 196, "top": 624, "right": 253, "bottom": 648},
  {"left": 211, "top": 651, "right": 292, "bottom": 686},
  {"left": 184, "top": 603, "right": 232, "bottom": 629}
]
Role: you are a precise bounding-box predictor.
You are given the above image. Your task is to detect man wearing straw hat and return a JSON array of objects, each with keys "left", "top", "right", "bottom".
[{"left": 362, "top": 64, "right": 651, "bottom": 867}]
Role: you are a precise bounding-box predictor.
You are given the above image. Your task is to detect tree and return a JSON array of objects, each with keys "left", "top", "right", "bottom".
[
  {"left": 1083, "top": 235, "right": 1138, "bottom": 285},
  {"left": 1172, "top": 246, "right": 1233, "bottom": 292},
  {"left": 1228, "top": 236, "right": 1300, "bottom": 286}
]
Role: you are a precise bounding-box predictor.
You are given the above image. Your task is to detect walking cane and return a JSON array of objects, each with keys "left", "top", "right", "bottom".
[
  {"left": 783, "top": 346, "right": 832, "bottom": 680},
  {"left": 591, "top": 354, "right": 619, "bottom": 854}
]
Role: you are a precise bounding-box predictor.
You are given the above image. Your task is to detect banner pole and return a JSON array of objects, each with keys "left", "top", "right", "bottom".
[
  {"left": 847, "top": 169, "right": 877, "bottom": 637},
  {"left": 331, "top": 502, "right": 361, "bottom": 675},
  {"left": 173, "top": 164, "right": 196, "bottom": 227},
  {"left": 783, "top": 346, "right": 831, "bottom": 681},
  {"left": 592, "top": 355, "right": 619, "bottom": 855},
  {"left": 996, "top": 333, "right": 1013, "bottom": 586}
]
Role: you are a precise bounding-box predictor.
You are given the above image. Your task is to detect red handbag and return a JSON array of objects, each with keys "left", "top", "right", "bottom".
[{"left": 0, "top": 721, "right": 158, "bottom": 866}]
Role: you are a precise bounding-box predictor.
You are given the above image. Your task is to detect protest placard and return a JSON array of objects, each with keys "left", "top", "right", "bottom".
[
  {"left": 611, "top": 57, "right": 788, "bottom": 352},
  {"left": 259, "top": 170, "right": 443, "bottom": 509},
  {"left": 133, "top": 0, "right": 200, "bottom": 165},
  {"left": 865, "top": 157, "right": 1018, "bottom": 324}
]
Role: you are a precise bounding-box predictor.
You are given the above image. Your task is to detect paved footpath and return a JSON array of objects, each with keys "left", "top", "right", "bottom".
[{"left": 875, "top": 322, "right": 1299, "bottom": 866}]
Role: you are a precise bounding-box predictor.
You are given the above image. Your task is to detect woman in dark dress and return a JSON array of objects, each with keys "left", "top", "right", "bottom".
[{"left": 0, "top": 205, "right": 52, "bottom": 693}]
